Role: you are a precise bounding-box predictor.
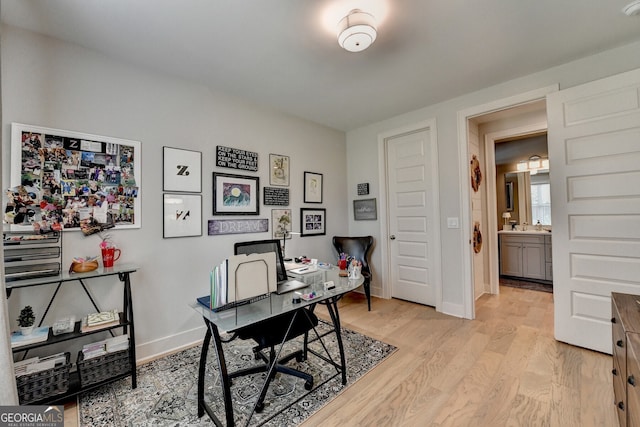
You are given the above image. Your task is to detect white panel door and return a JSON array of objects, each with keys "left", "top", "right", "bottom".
[
  {"left": 547, "top": 68, "right": 640, "bottom": 353},
  {"left": 386, "top": 129, "right": 437, "bottom": 306}
]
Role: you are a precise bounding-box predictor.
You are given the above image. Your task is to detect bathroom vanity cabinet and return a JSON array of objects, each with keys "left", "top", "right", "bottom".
[{"left": 499, "top": 232, "right": 552, "bottom": 281}]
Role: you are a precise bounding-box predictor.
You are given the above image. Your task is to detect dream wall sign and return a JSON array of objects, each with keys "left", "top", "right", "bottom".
[{"left": 9, "top": 123, "right": 141, "bottom": 231}]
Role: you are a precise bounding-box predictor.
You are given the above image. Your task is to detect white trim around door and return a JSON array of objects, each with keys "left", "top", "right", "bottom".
[{"left": 456, "top": 85, "right": 559, "bottom": 319}]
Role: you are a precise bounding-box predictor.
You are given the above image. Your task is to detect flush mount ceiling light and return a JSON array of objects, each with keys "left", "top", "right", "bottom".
[
  {"left": 623, "top": 0, "right": 640, "bottom": 16},
  {"left": 337, "top": 9, "right": 377, "bottom": 52}
]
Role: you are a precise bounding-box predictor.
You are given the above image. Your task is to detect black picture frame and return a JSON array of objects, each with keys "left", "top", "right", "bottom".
[
  {"left": 212, "top": 172, "right": 260, "bottom": 215},
  {"left": 300, "top": 208, "right": 326, "bottom": 236},
  {"left": 353, "top": 198, "right": 377, "bottom": 220},
  {"left": 303, "top": 171, "right": 323, "bottom": 204}
]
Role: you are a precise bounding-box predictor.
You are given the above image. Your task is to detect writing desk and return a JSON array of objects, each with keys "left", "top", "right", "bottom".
[{"left": 192, "top": 267, "right": 363, "bottom": 427}]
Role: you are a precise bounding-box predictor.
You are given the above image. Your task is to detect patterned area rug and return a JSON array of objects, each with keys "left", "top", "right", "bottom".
[{"left": 79, "top": 321, "right": 396, "bottom": 426}]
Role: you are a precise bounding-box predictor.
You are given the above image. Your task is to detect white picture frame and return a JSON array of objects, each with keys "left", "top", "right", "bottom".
[
  {"left": 163, "top": 146, "right": 202, "bottom": 193},
  {"left": 10, "top": 123, "right": 142, "bottom": 230},
  {"left": 163, "top": 193, "right": 202, "bottom": 238}
]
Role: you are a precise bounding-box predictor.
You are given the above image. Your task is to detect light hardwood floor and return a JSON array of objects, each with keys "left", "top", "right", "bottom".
[
  {"left": 304, "top": 286, "right": 616, "bottom": 427},
  {"left": 64, "top": 286, "right": 616, "bottom": 426}
]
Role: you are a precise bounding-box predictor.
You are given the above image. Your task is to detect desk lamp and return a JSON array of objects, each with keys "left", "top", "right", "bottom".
[{"left": 502, "top": 212, "right": 511, "bottom": 227}]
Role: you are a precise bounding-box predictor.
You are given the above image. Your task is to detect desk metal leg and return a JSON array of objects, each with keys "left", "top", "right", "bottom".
[
  {"left": 325, "top": 298, "right": 347, "bottom": 385},
  {"left": 119, "top": 272, "right": 137, "bottom": 388},
  {"left": 198, "top": 318, "right": 234, "bottom": 427}
]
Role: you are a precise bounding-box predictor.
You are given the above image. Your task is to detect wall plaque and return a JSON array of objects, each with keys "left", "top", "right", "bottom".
[
  {"left": 208, "top": 219, "right": 268, "bottom": 235},
  {"left": 216, "top": 145, "right": 258, "bottom": 171},
  {"left": 263, "top": 187, "right": 289, "bottom": 206}
]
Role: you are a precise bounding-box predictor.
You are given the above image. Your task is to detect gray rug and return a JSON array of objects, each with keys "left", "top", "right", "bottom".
[
  {"left": 79, "top": 321, "right": 396, "bottom": 426},
  {"left": 500, "top": 277, "right": 553, "bottom": 293}
]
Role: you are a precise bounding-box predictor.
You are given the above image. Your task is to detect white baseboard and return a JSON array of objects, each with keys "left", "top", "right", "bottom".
[
  {"left": 440, "top": 301, "right": 465, "bottom": 318},
  {"left": 134, "top": 325, "right": 206, "bottom": 364}
]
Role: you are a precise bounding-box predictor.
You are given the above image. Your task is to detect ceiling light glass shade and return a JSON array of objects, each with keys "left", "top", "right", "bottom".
[
  {"left": 528, "top": 155, "right": 542, "bottom": 169},
  {"left": 623, "top": 0, "right": 640, "bottom": 15},
  {"left": 337, "top": 9, "right": 377, "bottom": 52},
  {"left": 516, "top": 161, "right": 528, "bottom": 172}
]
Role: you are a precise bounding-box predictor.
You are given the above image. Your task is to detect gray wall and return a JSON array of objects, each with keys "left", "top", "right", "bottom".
[
  {"left": 1, "top": 25, "right": 347, "bottom": 360},
  {"left": 346, "top": 39, "right": 640, "bottom": 316}
]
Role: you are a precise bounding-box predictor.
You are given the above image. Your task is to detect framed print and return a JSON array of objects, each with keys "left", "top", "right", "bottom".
[
  {"left": 163, "top": 146, "right": 201, "bottom": 192},
  {"left": 163, "top": 193, "right": 202, "bottom": 238},
  {"left": 300, "top": 208, "right": 326, "bottom": 236},
  {"left": 304, "top": 172, "right": 323, "bottom": 203},
  {"left": 354, "top": 198, "right": 377, "bottom": 220},
  {"left": 213, "top": 172, "right": 260, "bottom": 215},
  {"left": 269, "top": 154, "right": 290, "bottom": 186},
  {"left": 10, "top": 123, "right": 141, "bottom": 231},
  {"left": 272, "top": 209, "right": 292, "bottom": 239}
]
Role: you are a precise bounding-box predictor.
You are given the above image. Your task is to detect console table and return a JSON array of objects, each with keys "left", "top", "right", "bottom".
[
  {"left": 192, "top": 267, "right": 363, "bottom": 427},
  {"left": 7, "top": 263, "right": 139, "bottom": 403}
]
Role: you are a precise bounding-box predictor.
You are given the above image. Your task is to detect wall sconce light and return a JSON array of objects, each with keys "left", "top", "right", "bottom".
[
  {"left": 528, "top": 155, "right": 542, "bottom": 169},
  {"left": 337, "top": 9, "right": 377, "bottom": 52}
]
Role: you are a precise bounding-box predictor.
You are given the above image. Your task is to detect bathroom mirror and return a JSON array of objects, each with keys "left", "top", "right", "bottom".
[{"left": 504, "top": 171, "right": 551, "bottom": 226}]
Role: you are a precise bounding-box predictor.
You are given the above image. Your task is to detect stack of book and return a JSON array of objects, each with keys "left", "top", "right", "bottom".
[
  {"left": 10, "top": 326, "right": 50, "bottom": 348},
  {"left": 14, "top": 352, "right": 67, "bottom": 376},
  {"left": 81, "top": 335, "right": 129, "bottom": 360},
  {"left": 80, "top": 309, "right": 120, "bottom": 333}
]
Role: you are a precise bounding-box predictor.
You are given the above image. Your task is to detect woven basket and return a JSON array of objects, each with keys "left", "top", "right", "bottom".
[
  {"left": 16, "top": 352, "right": 71, "bottom": 404},
  {"left": 77, "top": 348, "right": 131, "bottom": 387}
]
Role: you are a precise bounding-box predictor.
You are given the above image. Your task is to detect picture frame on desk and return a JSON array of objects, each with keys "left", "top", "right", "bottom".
[
  {"left": 300, "top": 208, "right": 326, "bottom": 236},
  {"left": 163, "top": 146, "right": 202, "bottom": 193},
  {"left": 213, "top": 172, "right": 259, "bottom": 215},
  {"left": 163, "top": 193, "right": 202, "bottom": 238}
]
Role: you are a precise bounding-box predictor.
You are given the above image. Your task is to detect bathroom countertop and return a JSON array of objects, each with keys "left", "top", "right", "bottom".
[{"left": 498, "top": 229, "right": 552, "bottom": 235}]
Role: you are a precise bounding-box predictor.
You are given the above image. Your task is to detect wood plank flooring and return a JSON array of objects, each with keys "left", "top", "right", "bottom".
[
  {"left": 63, "top": 285, "right": 616, "bottom": 426},
  {"left": 303, "top": 286, "right": 616, "bottom": 427}
]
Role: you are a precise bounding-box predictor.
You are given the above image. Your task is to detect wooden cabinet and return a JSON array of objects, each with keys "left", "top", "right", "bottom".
[
  {"left": 499, "top": 233, "right": 550, "bottom": 281},
  {"left": 611, "top": 292, "right": 640, "bottom": 427}
]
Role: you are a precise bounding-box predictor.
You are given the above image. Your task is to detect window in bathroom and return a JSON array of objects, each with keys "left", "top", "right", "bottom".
[{"left": 531, "top": 182, "right": 551, "bottom": 225}]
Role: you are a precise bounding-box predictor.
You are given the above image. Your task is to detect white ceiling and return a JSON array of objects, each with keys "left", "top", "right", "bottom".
[{"left": 2, "top": 0, "right": 640, "bottom": 131}]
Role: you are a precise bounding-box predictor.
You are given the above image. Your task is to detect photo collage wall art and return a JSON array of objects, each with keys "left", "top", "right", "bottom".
[{"left": 7, "top": 124, "right": 141, "bottom": 233}]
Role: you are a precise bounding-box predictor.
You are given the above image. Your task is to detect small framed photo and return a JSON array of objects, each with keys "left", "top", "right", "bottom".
[
  {"left": 300, "top": 208, "right": 326, "bottom": 236},
  {"left": 269, "top": 154, "right": 290, "bottom": 186},
  {"left": 272, "top": 209, "right": 292, "bottom": 239},
  {"left": 163, "top": 147, "right": 202, "bottom": 192},
  {"left": 304, "top": 171, "right": 323, "bottom": 203},
  {"left": 213, "top": 172, "right": 260, "bottom": 215},
  {"left": 163, "top": 193, "right": 202, "bottom": 238},
  {"left": 354, "top": 198, "right": 377, "bottom": 220}
]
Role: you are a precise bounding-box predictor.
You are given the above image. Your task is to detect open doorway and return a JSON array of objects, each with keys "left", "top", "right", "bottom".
[{"left": 467, "top": 99, "right": 552, "bottom": 301}]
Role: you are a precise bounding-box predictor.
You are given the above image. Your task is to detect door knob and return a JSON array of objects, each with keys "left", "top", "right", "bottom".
[{"left": 390, "top": 235, "right": 396, "bottom": 240}]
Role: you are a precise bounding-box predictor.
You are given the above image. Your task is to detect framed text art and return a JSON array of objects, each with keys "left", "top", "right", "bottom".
[
  {"left": 353, "top": 198, "right": 377, "bottom": 221},
  {"left": 10, "top": 123, "right": 141, "bottom": 231},
  {"left": 163, "top": 147, "right": 201, "bottom": 193},
  {"left": 163, "top": 193, "right": 202, "bottom": 238},
  {"left": 212, "top": 172, "right": 260, "bottom": 215},
  {"left": 300, "top": 208, "right": 326, "bottom": 237},
  {"left": 303, "top": 171, "right": 323, "bottom": 204},
  {"left": 269, "top": 154, "right": 290, "bottom": 186}
]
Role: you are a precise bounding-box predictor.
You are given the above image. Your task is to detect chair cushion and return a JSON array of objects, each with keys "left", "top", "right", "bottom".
[{"left": 237, "top": 309, "right": 318, "bottom": 348}]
